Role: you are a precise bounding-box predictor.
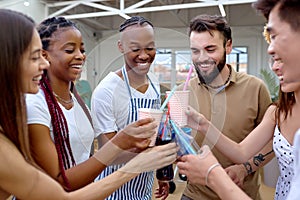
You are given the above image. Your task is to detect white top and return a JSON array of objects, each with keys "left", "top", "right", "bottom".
[
  {"left": 26, "top": 89, "right": 95, "bottom": 165},
  {"left": 286, "top": 129, "right": 300, "bottom": 200},
  {"left": 273, "top": 125, "right": 294, "bottom": 199},
  {"left": 91, "top": 70, "right": 160, "bottom": 200},
  {"left": 91, "top": 71, "right": 160, "bottom": 135}
]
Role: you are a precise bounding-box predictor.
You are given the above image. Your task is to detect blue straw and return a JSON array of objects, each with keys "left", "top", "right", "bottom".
[
  {"left": 160, "top": 85, "right": 177, "bottom": 111},
  {"left": 170, "top": 120, "right": 197, "bottom": 155}
]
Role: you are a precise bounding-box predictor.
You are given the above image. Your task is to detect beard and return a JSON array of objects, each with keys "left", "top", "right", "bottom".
[{"left": 194, "top": 51, "right": 227, "bottom": 85}]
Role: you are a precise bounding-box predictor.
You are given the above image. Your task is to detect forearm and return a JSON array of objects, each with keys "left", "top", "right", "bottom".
[
  {"left": 70, "top": 170, "right": 138, "bottom": 200},
  {"left": 208, "top": 166, "right": 251, "bottom": 200},
  {"left": 63, "top": 156, "right": 107, "bottom": 190},
  {"left": 96, "top": 132, "right": 138, "bottom": 165},
  {"left": 63, "top": 140, "right": 124, "bottom": 190},
  {"left": 203, "top": 124, "right": 250, "bottom": 163},
  {"left": 242, "top": 140, "right": 274, "bottom": 175}
]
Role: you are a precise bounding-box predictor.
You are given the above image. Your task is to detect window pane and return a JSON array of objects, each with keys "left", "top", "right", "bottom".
[
  {"left": 152, "top": 49, "right": 171, "bottom": 83},
  {"left": 227, "top": 47, "right": 248, "bottom": 73},
  {"left": 175, "top": 50, "right": 193, "bottom": 85},
  {"left": 152, "top": 47, "right": 248, "bottom": 88}
]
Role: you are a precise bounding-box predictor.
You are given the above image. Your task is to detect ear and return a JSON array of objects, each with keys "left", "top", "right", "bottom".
[
  {"left": 225, "top": 39, "right": 232, "bottom": 55},
  {"left": 42, "top": 49, "right": 50, "bottom": 63},
  {"left": 118, "top": 40, "right": 124, "bottom": 53}
]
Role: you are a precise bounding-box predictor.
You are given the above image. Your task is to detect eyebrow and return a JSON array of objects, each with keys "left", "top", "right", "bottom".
[
  {"left": 190, "top": 45, "right": 216, "bottom": 50},
  {"left": 63, "top": 42, "right": 85, "bottom": 48}
]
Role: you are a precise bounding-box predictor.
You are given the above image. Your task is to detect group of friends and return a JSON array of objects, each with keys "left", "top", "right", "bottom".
[{"left": 0, "top": 0, "right": 300, "bottom": 200}]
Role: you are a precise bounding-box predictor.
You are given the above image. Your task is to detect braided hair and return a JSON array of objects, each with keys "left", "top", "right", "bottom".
[
  {"left": 37, "top": 17, "right": 78, "bottom": 190},
  {"left": 119, "top": 16, "right": 153, "bottom": 32}
]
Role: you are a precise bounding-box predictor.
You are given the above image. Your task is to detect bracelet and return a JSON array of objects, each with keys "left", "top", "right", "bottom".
[{"left": 205, "top": 163, "right": 221, "bottom": 186}]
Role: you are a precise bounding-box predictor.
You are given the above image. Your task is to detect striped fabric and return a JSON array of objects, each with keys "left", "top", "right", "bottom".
[{"left": 97, "top": 66, "right": 160, "bottom": 200}]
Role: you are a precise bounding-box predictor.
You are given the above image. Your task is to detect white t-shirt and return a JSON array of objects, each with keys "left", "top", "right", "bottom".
[
  {"left": 91, "top": 71, "right": 160, "bottom": 200},
  {"left": 26, "top": 89, "right": 95, "bottom": 165},
  {"left": 91, "top": 71, "right": 160, "bottom": 135}
]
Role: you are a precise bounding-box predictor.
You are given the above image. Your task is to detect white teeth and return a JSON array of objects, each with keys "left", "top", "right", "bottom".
[
  {"left": 138, "top": 63, "right": 148, "bottom": 66},
  {"left": 33, "top": 75, "right": 42, "bottom": 81},
  {"left": 200, "top": 64, "right": 212, "bottom": 68},
  {"left": 72, "top": 65, "right": 83, "bottom": 69},
  {"left": 278, "top": 76, "right": 283, "bottom": 81}
]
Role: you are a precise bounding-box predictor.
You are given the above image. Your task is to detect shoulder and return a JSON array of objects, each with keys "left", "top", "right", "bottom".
[
  {"left": 92, "top": 72, "right": 127, "bottom": 104},
  {"left": 235, "top": 71, "right": 264, "bottom": 84},
  {"left": 233, "top": 71, "right": 267, "bottom": 90},
  {"left": 0, "top": 133, "right": 26, "bottom": 171},
  {"left": 25, "top": 89, "right": 48, "bottom": 108},
  {"left": 93, "top": 72, "right": 124, "bottom": 94},
  {"left": 25, "top": 89, "right": 46, "bottom": 102},
  {"left": 264, "top": 104, "right": 277, "bottom": 119}
]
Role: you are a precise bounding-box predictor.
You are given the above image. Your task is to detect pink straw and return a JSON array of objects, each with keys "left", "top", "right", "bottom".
[{"left": 183, "top": 65, "right": 193, "bottom": 91}]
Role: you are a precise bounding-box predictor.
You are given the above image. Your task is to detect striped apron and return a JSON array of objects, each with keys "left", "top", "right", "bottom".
[{"left": 100, "top": 66, "right": 160, "bottom": 200}]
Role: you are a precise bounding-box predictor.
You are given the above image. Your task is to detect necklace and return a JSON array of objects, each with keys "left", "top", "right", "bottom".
[
  {"left": 53, "top": 91, "right": 73, "bottom": 104},
  {"left": 207, "top": 66, "right": 232, "bottom": 89}
]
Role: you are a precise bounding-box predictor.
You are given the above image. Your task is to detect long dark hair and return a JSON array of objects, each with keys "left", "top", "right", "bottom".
[
  {"left": 0, "top": 9, "right": 36, "bottom": 164},
  {"left": 275, "top": 91, "right": 295, "bottom": 125},
  {"left": 37, "top": 17, "right": 79, "bottom": 190}
]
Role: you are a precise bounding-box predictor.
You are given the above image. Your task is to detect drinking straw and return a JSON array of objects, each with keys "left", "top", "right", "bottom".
[
  {"left": 160, "top": 85, "right": 177, "bottom": 111},
  {"left": 162, "top": 109, "right": 170, "bottom": 139},
  {"left": 170, "top": 119, "right": 197, "bottom": 155},
  {"left": 183, "top": 65, "right": 193, "bottom": 91}
]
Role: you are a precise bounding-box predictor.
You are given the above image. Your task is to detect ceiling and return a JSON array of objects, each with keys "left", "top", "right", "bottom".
[{"left": 42, "top": 0, "right": 266, "bottom": 34}]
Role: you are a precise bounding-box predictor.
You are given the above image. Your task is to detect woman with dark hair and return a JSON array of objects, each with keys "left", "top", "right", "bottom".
[{"left": 0, "top": 9, "right": 176, "bottom": 199}]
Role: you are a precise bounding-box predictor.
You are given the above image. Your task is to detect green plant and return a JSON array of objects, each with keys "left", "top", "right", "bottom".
[{"left": 260, "top": 68, "right": 280, "bottom": 102}]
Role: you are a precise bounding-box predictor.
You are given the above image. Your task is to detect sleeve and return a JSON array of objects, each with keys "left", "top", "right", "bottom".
[
  {"left": 256, "top": 79, "right": 272, "bottom": 125},
  {"left": 25, "top": 91, "right": 51, "bottom": 128},
  {"left": 91, "top": 84, "right": 118, "bottom": 136}
]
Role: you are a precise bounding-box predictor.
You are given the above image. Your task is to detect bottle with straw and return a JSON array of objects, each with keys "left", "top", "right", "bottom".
[{"left": 156, "top": 102, "right": 174, "bottom": 182}]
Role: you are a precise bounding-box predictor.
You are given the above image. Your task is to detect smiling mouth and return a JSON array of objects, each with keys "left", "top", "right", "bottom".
[
  {"left": 32, "top": 75, "right": 42, "bottom": 81},
  {"left": 137, "top": 62, "right": 149, "bottom": 67},
  {"left": 71, "top": 65, "right": 83, "bottom": 69},
  {"left": 195, "top": 60, "right": 215, "bottom": 69}
]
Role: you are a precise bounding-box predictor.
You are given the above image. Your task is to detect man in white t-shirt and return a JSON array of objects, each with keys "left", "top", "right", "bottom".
[{"left": 91, "top": 16, "right": 169, "bottom": 200}]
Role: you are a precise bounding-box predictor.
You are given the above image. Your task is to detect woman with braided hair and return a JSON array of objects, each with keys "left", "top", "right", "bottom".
[
  {"left": 0, "top": 8, "right": 177, "bottom": 200},
  {"left": 25, "top": 16, "right": 177, "bottom": 192}
]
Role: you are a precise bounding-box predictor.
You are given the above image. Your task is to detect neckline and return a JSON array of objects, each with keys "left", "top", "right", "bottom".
[{"left": 206, "top": 66, "right": 232, "bottom": 89}]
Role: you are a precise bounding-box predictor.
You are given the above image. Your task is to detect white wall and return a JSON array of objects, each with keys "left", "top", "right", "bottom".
[{"left": 0, "top": 0, "right": 46, "bottom": 22}]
